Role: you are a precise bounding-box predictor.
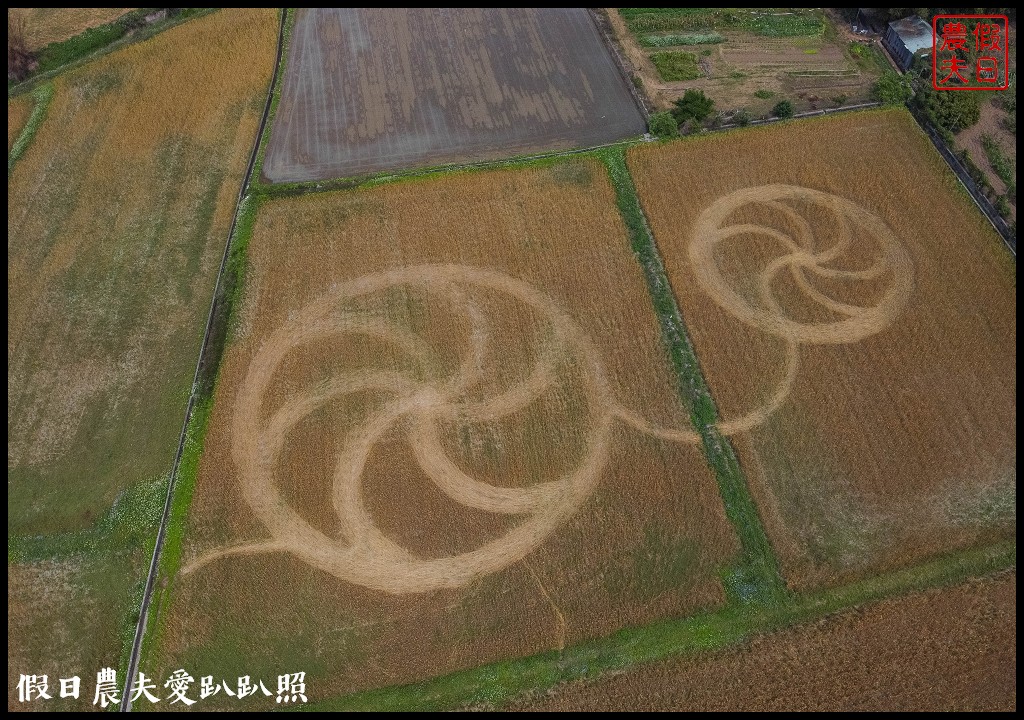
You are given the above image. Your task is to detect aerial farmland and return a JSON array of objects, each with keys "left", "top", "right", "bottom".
[{"left": 7, "top": 7, "right": 1016, "bottom": 713}]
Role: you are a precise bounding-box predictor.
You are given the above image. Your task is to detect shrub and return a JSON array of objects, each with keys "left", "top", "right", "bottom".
[
  {"left": 648, "top": 111, "right": 678, "bottom": 139},
  {"left": 916, "top": 86, "right": 981, "bottom": 133},
  {"left": 832, "top": 93, "right": 848, "bottom": 106},
  {"left": 994, "top": 195, "right": 1011, "bottom": 219},
  {"left": 753, "top": 89, "right": 774, "bottom": 99},
  {"left": 772, "top": 99, "right": 794, "bottom": 118},
  {"left": 733, "top": 109, "right": 751, "bottom": 126},
  {"left": 872, "top": 70, "right": 912, "bottom": 106},
  {"left": 671, "top": 89, "right": 715, "bottom": 124}
]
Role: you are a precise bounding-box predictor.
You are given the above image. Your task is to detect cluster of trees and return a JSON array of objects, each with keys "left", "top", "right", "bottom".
[{"left": 648, "top": 90, "right": 798, "bottom": 138}]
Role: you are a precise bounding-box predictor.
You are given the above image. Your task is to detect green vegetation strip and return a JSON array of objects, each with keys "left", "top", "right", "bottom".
[
  {"left": 599, "top": 146, "right": 787, "bottom": 606},
  {"left": 981, "top": 135, "right": 1015, "bottom": 191},
  {"left": 620, "top": 8, "right": 824, "bottom": 38},
  {"left": 250, "top": 8, "right": 297, "bottom": 187},
  {"left": 299, "top": 540, "right": 1014, "bottom": 711},
  {"left": 138, "top": 396, "right": 213, "bottom": 668},
  {"left": 650, "top": 51, "right": 703, "bottom": 82},
  {"left": 7, "top": 82, "right": 54, "bottom": 174},
  {"left": 641, "top": 32, "right": 723, "bottom": 48}
]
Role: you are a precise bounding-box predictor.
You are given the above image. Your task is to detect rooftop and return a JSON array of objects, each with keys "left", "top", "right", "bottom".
[{"left": 889, "top": 16, "right": 933, "bottom": 53}]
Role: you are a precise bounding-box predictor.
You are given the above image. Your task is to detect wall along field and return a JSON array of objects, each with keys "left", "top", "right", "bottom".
[
  {"left": 150, "top": 160, "right": 740, "bottom": 706},
  {"left": 627, "top": 109, "right": 1016, "bottom": 590},
  {"left": 7, "top": 9, "right": 278, "bottom": 709}
]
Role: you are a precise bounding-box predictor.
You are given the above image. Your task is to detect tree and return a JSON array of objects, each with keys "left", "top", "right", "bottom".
[
  {"left": 918, "top": 87, "right": 982, "bottom": 132},
  {"left": 871, "top": 70, "right": 912, "bottom": 106},
  {"left": 671, "top": 89, "right": 714, "bottom": 124},
  {"left": 772, "top": 99, "right": 794, "bottom": 119},
  {"left": 648, "top": 111, "right": 678, "bottom": 139},
  {"left": 8, "top": 13, "right": 33, "bottom": 82}
]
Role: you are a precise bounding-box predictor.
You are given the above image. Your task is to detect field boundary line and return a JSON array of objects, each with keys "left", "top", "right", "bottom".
[
  {"left": 251, "top": 105, "right": 896, "bottom": 200},
  {"left": 117, "top": 9, "right": 288, "bottom": 711},
  {"left": 599, "top": 146, "right": 788, "bottom": 606},
  {"left": 252, "top": 135, "right": 649, "bottom": 198}
]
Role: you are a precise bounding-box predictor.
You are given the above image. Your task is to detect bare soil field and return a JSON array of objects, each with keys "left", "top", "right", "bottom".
[
  {"left": 605, "top": 8, "right": 882, "bottom": 116},
  {"left": 7, "top": 95, "right": 33, "bottom": 151},
  {"left": 152, "top": 160, "right": 739, "bottom": 707},
  {"left": 517, "top": 571, "right": 1016, "bottom": 711},
  {"left": 7, "top": 8, "right": 279, "bottom": 709},
  {"left": 9, "top": 8, "right": 134, "bottom": 51},
  {"left": 627, "top": 110, "right": 1016, "bottom": 590},
  {"left": 263, "top": 9, "right": 646, "bottom": 182}
]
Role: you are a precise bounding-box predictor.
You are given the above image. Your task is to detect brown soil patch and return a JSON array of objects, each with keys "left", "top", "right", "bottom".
[
  {"left": 628, "top": 110, "right": 1016, "bottom": 590},
  {"left": 517, "top": 571, "right": 1017, "bottom": 711}
]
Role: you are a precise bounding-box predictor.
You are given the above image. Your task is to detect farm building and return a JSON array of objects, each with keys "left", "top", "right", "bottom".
[{"left": 882, "top": 16, "right": 933, "bottom": 72}]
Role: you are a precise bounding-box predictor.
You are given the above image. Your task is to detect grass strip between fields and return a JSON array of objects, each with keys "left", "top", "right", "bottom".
[
  {"left": 297, "top": 540, "right": 1014, "bottom": 711},
  {"left": 598, "top": 146, "right": 788, "bottom": 607},
  {"left": 7, "top": 82, "right": 54, "bottom": 175}
]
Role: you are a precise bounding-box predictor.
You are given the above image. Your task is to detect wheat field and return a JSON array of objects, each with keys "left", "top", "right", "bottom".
[
  {"left": 153, "top": 160, "right": 740, "bottom": 707},
  {"left": 628, "top": 109, "right": 1016, "bottom": 590},
  {"left": 7, "top": 9, "right": 278, "bottom": 709}
]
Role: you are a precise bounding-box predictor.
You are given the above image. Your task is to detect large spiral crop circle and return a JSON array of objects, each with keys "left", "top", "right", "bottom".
[
  {"left": 689, "top": 185, "right": 913, "bottom": 345},
  {"left": 218, "top": 264, "right": 617, "bottom": 594}
]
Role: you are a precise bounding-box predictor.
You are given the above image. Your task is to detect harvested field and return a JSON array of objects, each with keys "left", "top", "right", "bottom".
[
  {"left": 263, "top": 9, "right": 646, "bottom": 182},
  {"left": 9, "top": 8, "right": 134, "bottom": 51},
  {"left": 627, "top": 109, "right": 1016, "bottom": 590},
  {"left": 7, "top": 8, "right": 279, "bottom": 709},
  {"left": 517, "top": 571, "right": 1017, "bottom": 711},
  {"left": 152, "top": 160, "right": 739, "bottom": 707},
  {"left": 7, "top": 95, "right": 33, "bottom": 152}
]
